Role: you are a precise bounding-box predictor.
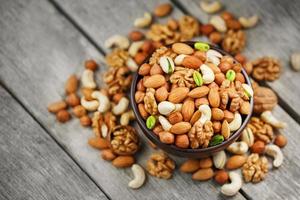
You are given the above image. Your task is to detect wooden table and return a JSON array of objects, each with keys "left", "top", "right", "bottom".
[{"left": 1, "top": 0, "right": 300, "bottom": 199}]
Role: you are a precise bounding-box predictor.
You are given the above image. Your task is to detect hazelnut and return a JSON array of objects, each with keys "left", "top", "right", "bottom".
[
  {"left": 226, "top": 19, "right": 242, "bottom": 30},
  {"left": 129, "top": 30, "right": 144, "bottom": 41},
  {"left": 141, "top": 40, "right": 154, "bottom": 53},
  {"left": 112, "top": 93, "right": 125, "bottom": 103},
  {"left": 251, "top": 140, "right": 265, "bottom": 154},
  {"left": 101, "top": 149, "right": 117, "bottom": 161},
  {"left": 134, "top": 52, "right": 147, "bottom": 65},
  {"left": 221, "top": 11, "right": 234, "bottom": 21},
  {"left": 234, "top": 53, "right": 247, "bottom": 64},
  {"left": 153, "top": 125, "right": 164, "bottom": 135},
  {"left": 85, "top": 59, "right": 98, "bottom": 71},
  {"left": 274, "top": 134, "right": 287, "bottom": 148},
  {"left": 167, "top": 18, "right": 178, "bottom": 30},
  {"left": 175, "top": 134, "right": 189, "bottom": 148},
  {"left": 214, "top": 170, "right": 229, "bottom": 185},
  {"left": 159, "top": 131, "right": 175, "bottom": 144},
  {"left": 219, "top": 61, "right": 232, "bottom": 73},
  {"left": 235, "top": 72, "right": 245, "bottom": 83},
  {"left": 66, "top": 93, "right": 80, "bottom": 107},
  {"left": 80, "top": 115, "right": 92, "bottom": 127},
  {"left": 209, "top": 32, "right": 223, "bottom": 44},
  {"left": 212, "top": 121, "right": 222, "bottom": 133},
  {"left": 200, "top": 24, "right": 215, "bottom": 36},
  {"left": 56, "top": 110, "right": 70, "bottom": 123},
  {"left": 138, "top": 63, "right": 151, "bottom": 76},
  {"left": 72, "top": 105, "right": 86, "bottom": 118}
]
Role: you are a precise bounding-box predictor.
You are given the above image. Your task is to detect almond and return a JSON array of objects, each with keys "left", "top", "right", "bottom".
[
  {"left": 137, "top": 79, "right": 146, "bottom": 92},
  {"left": 224, "top": 110, "right": 234, "bottom": 123},
  {"left": 154, "top": 3, "right": 173, "bottom": 17},
  {"left": 208, "top": 88, "right": 220, "bottom": 108},
  {"left": 226, "top": 155, "right": 247, "bottom": 170},
  {"left": 235, "top": 72, "right": 245, "bottom": 83},
  {"left": 215, "top": 73, "right": 225, "bottom": 85},
  {"left": 138, "top": 63, "right": 151, "bottom": 76},
  {"left": 213, "top": 121, "right": 222, "bottom": 133},
  {"left": 180, "top": 159, "right": 200, "bottom": 173},
  {"left": 138, "top": 103, "right": 149, "bottom": 119},
  {"left": 221, "top": 120, "right": 230, "bottom": 139},
  {"left": 48, "top": 101, "right": 67, "bottom": 113},
  {"left": 66, "top": 93, "right": 80, "bottom": 107},
  {"left": 135, "top": 91, "right": 145, "bottom": 103},
  {"left": 153, "top": 125, "right": 164, "bottom": 135},
  {"left": 168, "top": 87, "right": 189, "bottom": 103},
  {"left": 188, "top": 86, "right": 209, "bottom": 98},
  {"left": 155, "top": 86, "right": 169, "bottom": 102},
  {"left": 212, "top": 108, "right": 224, "bottom": 121},
  {"left": 175, "top": 134, "right": 189, "bottom": 148},
  {"left": 101, "top": 149, "right": 117, "bottom": 161},
  {"left": 88, "top": 137, "right": 110, "bottom": 150},
  {"left": 56, "top": 110, "right": 70, "bottom": 123},
  {"left": 159, "top": 131, "right": 175, "bottom": 144},
  {"left": 143, "top": 74, "right": 166, "bottom": 88},
  {"left": 112, "top": 156, "right": 135, "bottom": 168},
  {"left": 182, "top": 56, "right": 203, "bottom": 69},
  {"left": 168, "top": 111, "right": 183, "bottom": 125},
  {"left": 190, "top": 110, "right": 202, "bottom": 125},
  {"left": 200, "top": 24, "right": 215, "bottom": 36},
  {"left": 195, "top": 97, "right": 209, "bottom": 108},
  {"left": 251, "top": 141, "right": 265, "bottom": 154},
  {"left": 182, "top": 98, "right": 195, "bottom": 121},
  {"left": 214, "top": 170, "right": 229, "bottom": 185},
  {"left": 206, "top": 62, "right": 221, "bottom": 74},
  {"left": 170, "top": 122, "right": 191, "bottom": 134},
  {"left": 150, "top": 63, "right": 164, "bottom": 75},
  {"left": 192, "top": 168, "right": 214, "bottom": 181},
  {"left": 199, "top": 157, "right": 213, "bottom": 169},
  {"left": 172, "top": 43, "right": 194, "bottom": 55},
  {"left": 134, "top": 52, "right": 147, "bottom": 65},
  {"left": 65, "top": 74, "right": 78, "bottom": 94}
]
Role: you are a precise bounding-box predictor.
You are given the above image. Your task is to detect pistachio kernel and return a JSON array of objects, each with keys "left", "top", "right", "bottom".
[
  {"left": 209, "top": 134, "right": 224, "bottom": 146},
  {"left": 146, "top": 115, "right": 156, "bottom": 129},
  {"left": 226, "top": 69, "right": 236, "bottom": 81},
  {"left": 193, "top": 71, "right": 203, "bottom": 86},
  {"left": 194, "top": 42, "right": 210, "bottom": 52}
]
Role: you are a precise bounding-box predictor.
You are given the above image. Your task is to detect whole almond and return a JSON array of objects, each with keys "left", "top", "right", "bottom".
[
  {"left": 199, "top": 157, "right": 213, "bottom": 169},
  {"left": 168, "top": 87, "right": 189, "bottom": 103},
  {"left": 219, "top": 61, "right": 232, "bottom": 73},
  {"left": 208, "top": 88, "right": 220, "bottom": 108},
  {"left": 224, "top": 110, "right": 234, "bottom": 123},
  {"left": 137, "top": 79, "right": 146, "bottom": 92},
  {"left": 208, "top": 82, "right": 219, "bottom": 89},
  {"left": 240, "top": 101, "right": 251, "bottom": 115},
  {"left": 81, "top": 88, "right": 94, "bottom": 101},
  {"left": 188, "top": 86, "right": 209, "bottom": 98},
  {"left": 175, "top": 134, "right": 189, "bottom": 148},
  {"left": 66, "top": 93, "right": 80, "bottom": 107},
  {"left": 129, "top": 30, "right": 144, "bottom": 41},
  {"left": 56, "top": 110, "right": 70, "bottom": 123},
  {"left": 215, "top": 73, "right": 225, "bottom": 85},
  {"left": 180, "top": 159, "right": 200, "bottom": 173},
  {"left": 48, "top": 101, "right": 67, "bottom": 113},
  {"left": 80, "top": 115, "right": 92, "bottom": 127},
  {"left": 182, "top": 56, "right": 203, "bottom": 69},
  {"left": 138, "top": 63, "right": 151, "bottom": 76},
  {"left": 154, "top": 3, "right": 173, "bottom": 17},
  {"left": 235, "top": 72, "right": 245, "bottom": 83},
  {"left": 135, "top": 91, "right": 145, "bottom": 103},
  {"left": 65, "top": 74, "right": 78, "bottom": 94},
  {"left": 221, "top": 120, "right": 230, "bottom": 139},
  {"left": 213, "top": 121, "right": 222, "bottom": 133},
  {"left": 101, "top": 149, "right": 117, "bottom": 161},
  {"left": 190, "top": 110, "right": 202, "bottom": 125},
  {"left": 155, "top": 86, "right": 169, "bottom": 102},
  {"left": 159, "top": 131, "right": 175, "bottom": 144},
  {"left": 214, "top": 170, "right": 229, "bottom": 185},
  {"left": 168, "top": 111, "right": 183, "bottom": 125},
  {"left": 138, "top": 103, "right": 149, "bottom": 119},
  {"left": 143, "top": 74, "right": 166, "bottom": 88},
  {"left": 251, "top": 141, "right": 265, "bottom": 154},
  {"left": 170, "top": 122, "right": 192, "bottom": 134},
  {"left": 88, "top": 137, "right": 110, "bottom": 150},
  {"left": 192, "top": 168, "right": 214, "bottom": 181},
  {"left": 206, "top": 62, "right": 221, "bottom": 74},
  {"left": 172, "top": 43, "right": 194, "bottom": 55},
  {"left": 112, "top": 156, "right": 135, "bottom": 168},
  {"left": 72, "top": 105, "right": 87, "bottom": 118},
  {"left": 226, "top": 155, "right": 247, "bottom": 170},
  {"left": 193, "top": 51, "right": 206, "bottom": 62},
  {"left": 212, "top": 108, "right": 224, "bottom": 121},
  {"left": 195, "top": 97, "right": 209, "bottom": 108},
  {"left": 182, "top": 98, "right": 195, "bottom": 121},
  {"left": 150, "top": 63, "right": 164, "bottom": 75}
]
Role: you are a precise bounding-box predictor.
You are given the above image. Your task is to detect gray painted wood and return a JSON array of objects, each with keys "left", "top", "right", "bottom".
[
  {"left": 175, "top": 0, "right": 300, "bottom": 122},
  {"left": 0, "top": 86, "right": 107, "bottom": 200},
  {"left": 0, "top": 0, "right": 245, "bottom": 199}
]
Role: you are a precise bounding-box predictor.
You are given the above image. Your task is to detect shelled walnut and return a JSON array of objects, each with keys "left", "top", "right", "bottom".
[
  {"left": 170, "top": 67, "right": 196, "bottom": 88},
  {"left": 251, "top": 57, "right": 281, "bottom": 81},
  {"left": 247, "top": 117, "right": 274, "bottom": 143},
  {"left": 147, "top": 24, "right": 181, "bottom": 45},
  {"left": 222, "top": 30, "right": 246, "bottom": 55},
  {"left": 178, "top": 15, "right": 199, "bottom": 41},
  {"left": 144, "top": 88, "right": 158, "bottom": 115},
  {"left": 105, "top": 49, "right": 129, "bottom": 68},
  {"left": 109, "top": 125, "right": 139, "bottom": 155},
  {"left": 146, "top": 152, "right": 175, "bottom": 179},
  {"left": 149, "top": 46, "right": 177, "bottom": 66},
  {"left": 188, "top": 121, "right": 214, "bottom": 149},
  {"left": 253, "top": 86, "right": 277, "bottom": 113},
  {"left": 242, "top": 153, "right": 268, "bottom": 183}
]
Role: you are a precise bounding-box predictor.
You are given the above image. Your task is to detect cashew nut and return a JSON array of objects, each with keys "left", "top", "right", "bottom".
[
  {"left": 221, "top": 172, "right": 242, "bottom": 196},
  {"left": 200, "top": 0, "right": 222, "bottom": 14},
  {"left": 126, "top": 57, "right": 139, "bottom": 72},
  {"left": 80, "top": 97, "right": 99, "bottom": 111},
  {"left": 265, "top": 144, "right": 283, "bottom": 167},
  {"left": 213, "top": 150, "right": 226, "bottom": 169},
  {"left": 242, "top": 83, "right": 253, "bottom": 98},
  {"left": 128, "top": 41, "right": 144, "bottom": 57},
  {"left": 81, "top": 69, "right": 96, "bottom": 89},
  {"left": 291, "top": 52, "right": 300, "bottom": 71},
  {"left": 91, "top": 91, "right": 111, "bottom": 113},
  {"left": 226, "top": 141, "right": 248, "bottom": 155},
  {"left": 239, "top": 15, "right": 259, "bottom": 28},
  {"left": 112, "top": 97, "right": 129, "bottom": 115},
  {"left": 261, "top": 111, "right": 286, "bottom": 129},
  {"left": 159, "top": 56, "right": 175, "bottom": 74},
  {"left": 104, "top": 34, "right": 130, "bottom": 49},
  {"left": 101, "top": 123, "right": 108, "bottom": 138},
  {"left": 241, "top": 127, "right": 254, "bottom": 147},
  {"left": 198, "top": 104, "right": 212, "bottom": 124},
  {"left": 120, "top": 110, "right": 135, "bottom": 126},
  {"left": 206, "top": 49, "right": 223, "bottom": 66},
  {"left": 134, "top": 12, "right": 152, "bottom": 28},
  {"left": 209, "top": 15, "right": 227, "bottom": 33},
  {"left": 174, "top": 54, "right": 187, "bottom": 65},
  {"left": 200, "top": 64, "right": 215, "bottom": 84},
  {"left": 229, "top": 113, "right": 242, "bottom": 132},
  {"left": 158, "top": 115, "right": 172, "bottom": 131},
  {"left": 128, "top": 164, "right": 146, "bottom": 189},
  {"left": 158, "top": 101, "right": 176, "bottom": 115}
]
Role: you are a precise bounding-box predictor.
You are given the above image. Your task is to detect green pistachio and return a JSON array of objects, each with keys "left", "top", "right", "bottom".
[
  {"left": 146, "top": 115, "right": 156, "bottom": 130},
  {"left": 209, "top": 135, "right": 224, "bottom": 146},
  {"left": 167, "top": 58, "right": 174, "bottom": 74},
  {"left": 226, "top": 69, "right": 236, "bottom": 81},
  {"left": 194, "top": 42, "right": 210, "bottom": 52},
  {"left": 193, "top": 71, "right": 203, "bottom": 86}
]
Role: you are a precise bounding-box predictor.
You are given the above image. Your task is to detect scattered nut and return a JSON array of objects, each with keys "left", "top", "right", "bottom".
[
  {"left": 290, "top": 52, "right": 300, "bottom": 71},
  {"left": 128, "top": 164, "right": 146, "bottom": 189},
  {"left": 200, "top": 0, "right": 222, "bottom": 14},
  {"left": 134, "top": 12, "right": 152, "bottom": 28},
  {"left": 239, "top": 15, "right": 259, "bottom": 28},
  {"left": 104, "top": 34, "right": 130, "bottom": 49}
]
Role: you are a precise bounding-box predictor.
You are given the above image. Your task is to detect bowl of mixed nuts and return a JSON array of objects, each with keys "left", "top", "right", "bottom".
[{"left": 130, "top": 41, "right": 254, "bottom": 158}]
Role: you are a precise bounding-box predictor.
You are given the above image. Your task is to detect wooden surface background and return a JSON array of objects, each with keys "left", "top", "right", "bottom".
[{"left": 0, "top": 0, "right": 300, "bottom": 199}]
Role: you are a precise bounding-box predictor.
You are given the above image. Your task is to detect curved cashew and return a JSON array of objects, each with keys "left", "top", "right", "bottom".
[
  {"left": 80, "top": 97, "right": 99, "bottom": 111},
  {"left": 92, "top": 91, "right": 111, "bottom": 113},
  {"left": 174, "top": 54, "right": 187, "bottom": 65},
  {"left": 198, "top": 104, "right": 212, "bottom": 124},
  {"left": 213, "top": 150, "right": 226, "bottom": 169},
  {"left": 200, "top": 0, "right": 222, "bottom": 14},
  {"left": 221, "top": 172, "right": 242, "bottom": 196},
  {"left": 158, "top": 101, "right": 176, "bottom": 115},
  {"left": 104, "top": 34, "right": 130, "bottom": 49},
  {"left": 128, "top": 41, "right": 144, "bottom": 57},
  {"left": 120, "top": 110, "right": 135, "bottom": 126},
  {"left": 261, "top": 111, "right": 286, "bottom": 129},
  {"left": 101, "top": 123, "right": 108, "bottom": 138},
  {"left": 200, "top": 64, "right": 215, "bottom": 84},
  {"left": 209, "top": 15, "right": 227, "bottom": 33},
  {"left": 206, "top": 49, "right": 222, "bottom": 66},
  {"left": 158, "top": 115, "right": 172, "bottom": 131},
  {"left": 126, "top": 58, "right": 139, "bottom": 72},
  {"left": 112, "top": 97, "right": 129, "bottom": 115},
  {"left": 242, "top": 83, "right": 254, "bottom": 98},
  {"left": 229, "top": 113, "right": 242, "bottom": 132},
  {"left": 226, "top": 141, "right": 248, "bottom": 155},
  {"left": 134, "top": 12, "right": 152, "bottom": 28},
  {"left": 159, "top": 56, "right": 175, "bottom": 74},
  {"left": 239, "top": 15, "right": 259, "bottom": 28},
  {"left": 174, "top": 104, "right": 183, "bottom": 112},
  {"left": 128, "top": 164, "right": 146, "bottom": 189},
  {"left": 81, "top": 69, "right": 96, "bottom": 89},
  {"left": 265, "top": 144, "right": 283, "bottom": 167},
  {"left": 241, "top": 127, "right": 254, "bottom": 147}
]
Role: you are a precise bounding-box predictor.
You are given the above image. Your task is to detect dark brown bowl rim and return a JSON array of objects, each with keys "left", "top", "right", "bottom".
[{"left": 130, "top": 41, "right": 253, "bottom": 158}]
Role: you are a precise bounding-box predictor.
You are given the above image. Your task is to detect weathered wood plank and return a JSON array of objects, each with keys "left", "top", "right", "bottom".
[
  {"left": 0, "top": 87, "right": 107, "bottom": 200},
  {"left": 0, "top": 0, "right": 245, "bottom": 199},
  {"left": 175, "top": 0, "right": 300, "bottom": 122}
]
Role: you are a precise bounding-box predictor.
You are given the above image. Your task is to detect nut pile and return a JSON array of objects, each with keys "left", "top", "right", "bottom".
[{"left": 135, "top": 42, "right": 253, "bottom": 149}]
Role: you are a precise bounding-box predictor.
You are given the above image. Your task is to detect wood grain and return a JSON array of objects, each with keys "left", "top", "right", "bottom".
[
  {"left": 0, "top": 0, "right": 245, "bottom": 199},
  {"left": 0, "top": 86, "right": 107, "bottom": 200}
]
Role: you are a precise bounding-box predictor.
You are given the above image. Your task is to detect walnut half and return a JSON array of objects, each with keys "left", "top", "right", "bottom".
[
  {"left": 242, "top": 153, "right": 268, "bottom": 183},
  {"left": 146, "top": 152, "right": 175, "bottom": 179}
]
